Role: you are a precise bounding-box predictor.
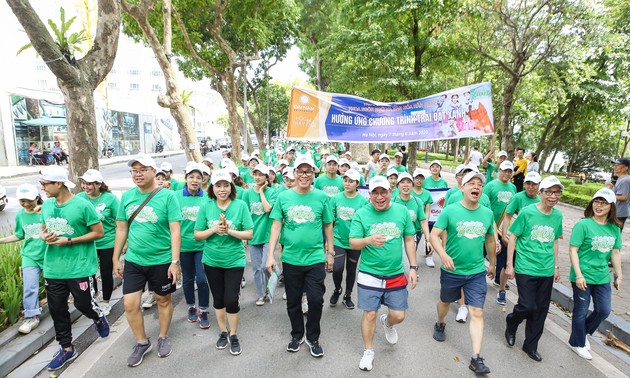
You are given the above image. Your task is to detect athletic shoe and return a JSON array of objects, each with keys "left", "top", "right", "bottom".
[
  {"left": 584, "top": 338, "right": 591, "bottom": 350},
  {"left": 198, "top": 312, "right": 210, "bottom": 329},
  {"left": 18, "top": 317, "right": 40, "bottom": 334},
  {"left": 302, "top": 297, "right": 308, "bottom": 315},
  {"left": 496, "top": 290, "right": 507, "bottom": 306},
  {"left": 305, "top": 339, "right": 324, "bottom": 357},
  {"left": 216, "top": 331, "right": 229, "bottom": 349},
  {"left": 256, "top": 297, "right": 265, "bottom": 306},
  {"left": 95, "top": 315, "right": 110, "bottom": 337},
  {"left": 469, "top": 355, "right": 491, "bottom": 374},
  {"left": 433, "top": 322, "right": 446, "bottom": 342},
  {"left": 48, "top": 346, "right": 78, "bottom": 371},
  {"left": 142, "top": 293, "right": 156, "bottom": 309},
  {"left": 330, "top": 289, "right": 342, "bottom": 306},
  {"left": 241, "top": 276, "right": 246, "bottom": 288},
  {"left": 456, "top": 306, "right": 469, "bottom": 323},
  {"left": 287, "top": 337, "right": 304, "bottom": 352},
  {"left": 127, "top": 339, "right": 152, "bottom": 367},
  {"left": 229, "top": 335, "right": 242, "bottom": 355},
  {"left": 572, "top": 346, "right": 592, "bottom": 360},
  {"left": 425, "top": 256, "right": 435, "bottom": 267},
  {"left": 359, "top": 349, "right": 375, "bottom": 371},
  {"left": 157, "top": 336, "right": 171, "bottom": 358},
  {"left": 342, "top": 295, "right": 355, "bottom": 310},
  {"left": 282, "top": 292, "right": 287, "bottom": 300},
  {"left": 187, "top": 306, "right": 198, "bottom": 322},
  {"left": 100, "top": 302, "right": 111, "bottom": 316},
  {"left": 379, "top": 313, "right": 398, "bottom": 344}
]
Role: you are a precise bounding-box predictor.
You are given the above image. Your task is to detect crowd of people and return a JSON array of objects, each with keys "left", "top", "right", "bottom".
[{"left": 0, "top": 140, "right": 623, "bottom": 374}]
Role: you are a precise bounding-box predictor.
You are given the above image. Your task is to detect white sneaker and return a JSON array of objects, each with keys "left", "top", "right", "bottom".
[
  {"left": 18, "top": 317, "right": 40, "bottom": 334},
  {"left": 255, "top": 297, "right": 265, "bottom": 306},
  {"left": 572, "top": 346, "right": 592, "bottom": 360},
  {"left": 379, "top": 314, "right": 398, "bottom": 344},
  {"left": 100, "top": 302, "right": 111, "bottom": 316},
  {"left": 241, "top": 277, "right": 246, "bottom": 288},
  {"left": 584, "top": 338, "right": 591, "bottom": 351},
  {"left": 455, "top": 306, "right": 468, "bottom": 323},
  {"left": 359, "top": 349, "right": 375, "bottom": 371},
  {"left": 142, "top": 294, "right": 156, "bottom": 309},
  {"left": 301, "top": 297, "right": 309, "bottom": 314},
  {"left": 425, "top": 256, "right": 435, "bottom": 267}
]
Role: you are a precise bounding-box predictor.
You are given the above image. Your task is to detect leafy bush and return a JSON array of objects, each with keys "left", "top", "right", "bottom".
[
  {"left": 561, "top": 191, "right": 592, "bottom": 208},
  {"left": 0, "top": 242, "right": 23, "bottom": 329}
]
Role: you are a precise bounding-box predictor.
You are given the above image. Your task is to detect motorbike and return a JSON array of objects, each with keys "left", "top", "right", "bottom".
[
  {"left": 200, "top": 140, "right": 209, "bottom": 156},
  {"left": 102, "top": 143, "right": 114, "bottom": 158},
  {"left": 155, "top": 141, "right": 164, "bottom": 153},
  {"left": 0, "top": 183, "right": 7, "bottom": 212}
]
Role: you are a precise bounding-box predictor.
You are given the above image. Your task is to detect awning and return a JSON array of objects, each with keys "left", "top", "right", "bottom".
[{"left": 20, "top": 117, "right": 67, "bottom": 127}]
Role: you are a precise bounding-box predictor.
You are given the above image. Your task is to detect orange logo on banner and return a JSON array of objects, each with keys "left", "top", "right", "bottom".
[{"left": 287, "top": 88, "right": 331, "bottom": 140}]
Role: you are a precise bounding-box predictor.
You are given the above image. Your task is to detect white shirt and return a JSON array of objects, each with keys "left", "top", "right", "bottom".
[{"left": 469, "top": 150, "right": 483, "bottom": 166}]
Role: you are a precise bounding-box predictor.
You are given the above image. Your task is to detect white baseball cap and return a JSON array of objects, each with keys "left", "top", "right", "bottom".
[
  {"left": 350, "top": 162, "right": 361, "bottom": 171},
  {"left": 249, "top": 156, "right": 260, "bottom": 164},
  {"left": 210, "top": 169, "right": 233, "bottom": 185},
  {"left": 293, "top": 155, "right": 319, "bottom": 173},
  {"left": 79, "top": 169, "right": 104, "bottom": 183},
  {"left": 203, "top": 156, "right": 213, "bottom": 164},
  {"left": 277, "top": 159, "right": 289, "bottom": 166},
  {"left": 128, "top": 154, "right": 158, "bottom": 170},
  {"left": 16, "top": 183, "right": 39, "bottom": 200},
  {"left": 345, "top": 151, "right": 352, "bottom": 157},
  {"left": 199, "top": 164, "right": 211, "bottom": 176},
  {"left": 539, "top": 175, "right": 564, "bottom": 190},
  {"left": 462, "top": 171, "right": 486, "bottom": 185},
  {"left": 454, "top": 164, "right": 467, "bottom": 175},
  {"left": 220, "top": 158, "right": 234, "bottom": 168},
  {"left": 253, "top": 164, "right": 269, "bottom": 175},
  {"left": 369, "top": 176, "right": 390, "bottom": 192},
  {"left": 397, "top": 172, "right": 413, "bottom": 184},
  {"left": 185, "top": 162, "right": 204, "bottom": 176},
  {"left": 387, "top": 168, "right": 399, "bottom": 178},
  {"left": 499, "top": 161, "right": 514, "bottom": 171},
  {"left": 524, "top": 171, "right": 542, "bottom": 184},
  {"left": 241, "top": 154, "right": 250, "bottom": 161},
  {"left": 379, "top": 154, "right": 391, "bottom": 162},
  {"left": 498, "top": 150, "right": 508, "bottom": 158},
  {"left": 160, "top": 162, "right": 173, "bottom": 172},
  {"left": 286, "top": 145, "right": 296, "bottom": 152},
  {"left": 343, "top": 168, "right": 361, "bottom": 182},
  {"left": 394, "top": 151, "right": 403, "bottom": 158},
  {"left": 225, "top": 164, "right": 240, "bottom": 177},
  {"left": 40, "top": 166, "right": 76, "bottom": 189},
  {"left": 282, "top": 167, "right": 295, "bottom": 180},
  {"left": 593, "top": 188, "right": 616, "bottom": 203},
  {"left": 268, "top": 166, "right": 277, "bottom": 174},
  {"left": 338, "top": 158, "right": 351, "bottom": 167},
  {"left": 413, "top": 168, "right": 426, "bottom": 177},
  {"left": 325, "top": 155, "right": 339, "bottom": 164},
  {"left": 429, "top": 160, "right": 442, "bottom": 168}
]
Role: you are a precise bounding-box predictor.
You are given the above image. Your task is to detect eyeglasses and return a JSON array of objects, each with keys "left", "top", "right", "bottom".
[
  {"left": 593, "top": 200, "right": 610, "bottom": 206},
  {"left": 295, "top": 169, "right": 314, "bottom": 177},
  {"left": 543, "top": 190, "right": 562, "bottom": 197},
  {"left": 129, "top": 168, "right": 153, "bottom": 175},
  {"left": 40, "top": 181, "right": 54, "bottom": 186}
]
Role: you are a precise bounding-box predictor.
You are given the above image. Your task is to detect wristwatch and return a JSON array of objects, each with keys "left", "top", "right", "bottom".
[
  {"left": 327, "top": 250, "right": 335, "bottom": 257},
  {"left": 171, "top": 259, "right": 181, "bottom": 265},
  {"left": 66, "top": 238, "right": 73, "bottom": 246},
  {"left": 409, "top": 265, "right": 418, "bottom": 270}
]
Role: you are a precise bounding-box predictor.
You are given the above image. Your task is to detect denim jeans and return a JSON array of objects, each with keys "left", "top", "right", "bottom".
[
  {"left": 23, "top": 266, "right": 42, "bottom": 318},
  {"left": 181, "top": 251, "right": 210, "bottom": 311},
  {"left": 250, "top": 244, "right": 269, "bottom": 298},
  {"left": 569, "top": 282, "right": 611, "bottom": 347}
]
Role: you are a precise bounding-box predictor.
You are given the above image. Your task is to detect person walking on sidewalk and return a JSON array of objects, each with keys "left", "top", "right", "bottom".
[
  {"left": 314, "top": 155, "right": 344, "bottom": 198},
  {"left": 266, "top": 155, "right": 334, "bottom": 358},
  {"left": 568, "top": 188, "right": 623, "bottom": 360},
  {"left": 113, "top": 155, "right": 182, "bottom": 367},
  {"left": 38, "top": 166, "right": 109, "bottom": 371},
  {"left": 430, "top": 171, "right": 496, "bottom": 375},
  {"left": 423, "top": 160, "right": 448, "bottom": 189},
  {"left": 195, "top": 169, "right": 253, "bottom": 356},
  {"left": 349, "top": 175, "right": 418, "bottom": 371},
  {"left": 505, "top": 176, "right": 564, "bottom": 362},
  {"left": 611, "top": 158, "right": 630, "bottom": 231},
  {"left": 77, "top": 169, "right": 119, "bottom": 316}
]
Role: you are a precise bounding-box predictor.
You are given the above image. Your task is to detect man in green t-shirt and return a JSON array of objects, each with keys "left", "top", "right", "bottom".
[
  {"left": 349, "top": 175, "right": 418, "bottom": 372},
  {"left": 38, "top": 166, "right": 108, "bottom": 371},
  {"left": 505, "top": 175, "right": 563, "bottom": 362},
  {"left": 266, "top": 155, "right": 334, "bottom": 358},
  {"left": 430, "top": 171, "right": 496, "bottom": 375},
  {"left": 392, "top": 151, "right": 409, "bottom": 173},
  {"left": 113, "top": 155, "right": 182, "bottom": 367},
  {"left": 314, "top": 155, "right": 344, "bottom": 197}
]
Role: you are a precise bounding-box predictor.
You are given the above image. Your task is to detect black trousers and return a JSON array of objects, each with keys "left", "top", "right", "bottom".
[
  {"left": 332, "top": 246, "right": 360, "bottom": 294},
  {"left": 283, "top": 262, "right": 326, "bottom": 342},
  {"left": 92, "top": 248, "right": 115, "bottom": 301},
  {"left": 506, "top": 273, "right": 554, "bottom": 352},
  {"left": 204, "top": 265, "right": 244, "bottom": 314},
  {"left": 46, "top": 277, "right": 102, "bottom": 348}
]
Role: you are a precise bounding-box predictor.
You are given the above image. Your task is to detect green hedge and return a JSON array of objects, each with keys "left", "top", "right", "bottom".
[
  {"left": 561, "top": 191, "right": 592, "bottom": 208},
  {"left": 0, "top": 243, "right": 23, "bottom": 331}
]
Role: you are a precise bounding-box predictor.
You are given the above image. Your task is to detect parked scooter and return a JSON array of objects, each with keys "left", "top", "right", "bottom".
[
  {"left": 155, "top": 141, "right": 164, "bottom": 153},
  {"left": 102, "top": 143, "right": 114, "bottom": 158},
  {"left": 0, "top": 183, "right": 7, "bottom": 212}
]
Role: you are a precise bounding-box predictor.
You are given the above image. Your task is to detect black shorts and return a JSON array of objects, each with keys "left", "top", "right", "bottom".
[{"left": 123, "top": 260, "right": 176, "bottom": 296}]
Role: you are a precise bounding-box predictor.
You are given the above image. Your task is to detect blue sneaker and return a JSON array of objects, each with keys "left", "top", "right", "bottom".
[
  {"left": 95, "top": 316, "right": 110, "bottom": 337},
  {"left": 496, "top": 290, "right": 507, "bottom": 306},
  {"left": 187, "top": 306, "right": 198, "bottom": 322},
  {"left": 198, "top": 311, "right": 210, "bottom": 329},
  {"left": 48, "top": 346, "right": 78, "bottom": 370}
]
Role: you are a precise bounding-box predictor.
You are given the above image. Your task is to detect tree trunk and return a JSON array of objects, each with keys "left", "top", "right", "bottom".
[
  {"left": 225, "top": 70, "right": 243, "bottom": 161},
  {"left": 349, "top": 143, "right": 369, "bottom": 164},
  {"left": 408, "top": 143, "right": 417, "bottom": 172},
  {"left": 499, "top": 75, "right": 519, "bottom": 159},
  {"left": 548, "top": 150, "right": 559, "bottom": 173},
  {"left": 454, "top": 138, "right": 460, "bottom": 163}
]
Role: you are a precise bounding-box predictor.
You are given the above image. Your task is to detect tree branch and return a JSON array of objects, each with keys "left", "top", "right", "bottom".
[
  {"left": 83, "top": 0, "right": 120, "bottom": 88},
  {"left": 172, "top": 7, "right": 221, "bottom": 76}
]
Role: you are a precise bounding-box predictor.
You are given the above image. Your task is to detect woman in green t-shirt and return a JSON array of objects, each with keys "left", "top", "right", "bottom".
[
  {"left": 568, "top": 188, "right": 622, "bottom": 360},
  {"left": 423, "top": 160, "right": 448, "bottom": 189},
  {"left": 0, "top": 184, "right": 45, "bottom": 335},
  {"left": 194, "top": 169, "right": 253, "bottom": 355}
]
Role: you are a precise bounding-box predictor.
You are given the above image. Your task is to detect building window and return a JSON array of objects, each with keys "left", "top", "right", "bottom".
[
  {"left": 130, "top": 83, "right": 140, "bottom": 90},
  {"left": 36, "top": 62, "right": 46, "bottom": 71},
  {"left": 37, "top": 79, "right": 48, "bottom": 88},
  {"left": 151, "top": 70, "right": 162, "bottom": 77},
  {"left": 108, "top": 82, "right": 117, "bottom": 89},
  {"left": 110, "top": 68, "right": 117, "bottom": 74},
  {"left": 151, "top": 84, "right": 162, "bottom": 92},
  {"left": 129, "top": 68, "right": 140, "bottom": 76}
]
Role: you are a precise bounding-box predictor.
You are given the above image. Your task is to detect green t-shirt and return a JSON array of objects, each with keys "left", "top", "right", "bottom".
[
  {"left": 485, "top": 162, "right": 496, "bottom": 183},
  {"left": 391, "top": 188, "right": 400, "bottom": 198},
  {"left": 509, "top": 205, "right": 563, "bottom": 277},
  {"left": 483, "top": 180, "right": 516, "bottom": 223},
  {"left": 392, "top": 165, "right": 409, "bottom": 173},
  {"left": 169, "top": 178, "right": 183, "bottom": 191},
  {"left": 195, "top": 199, "right": 253, "bottom": 268},
  {"left": 42, "top": 196, "right": 101, "bottom": 279},
  {"left": 117, "top": 187, "right": 182, "bottom": 266},
  {"left": 77, "top": 191, "right": 119, "bottom": 249},
  {"left": 434, "top": 202, "right": 494, "bottom": 275},
  {"left": 411, "top": 188, "right": 433, "bottom": 206},
  {"left": 235, "top": 185, "right": 245, "bottom": 200},
  {"left": 505, "top": 192, "right": 540, "bottom": 215},
  {"left": 393, "top": 196, "right": 426, "bottom": 232},
  {"left": 445, "top": 190, "right": 492, "bottom": 209},
  {"left": 243, "top": 187, "right": 277, "bottom": 245},
  {"left": 314, "top": 175, "right": 344, "bottom": 198},
  {"left": 270, "top": 188, "right": 333, "bottom": 266},
  {"left": 238, "top": 166, "right": 250, "bottom": 179},
  {"left": 331, "top": 192, "right": 368, "bottom": 249},
  {"left": 444, "top": 186, "right": 460, "bottom": 203},
  {"left": 14, "top": 209, "right": 45, "bottom": 268},
  {"left": 569, "top": 218, "right": 621, "bottom": 284},
  {"left": 423, "top": 177, "right": 448, "bottom": 189},
  {"left": 349, "top": 203, "right": 415, "bottom": 276},
  {"left": 174, "top": 189, "right": 207, "bottom": 252},
  {"left": 241, "top": 170, "right": 255, "bottom": 185}
]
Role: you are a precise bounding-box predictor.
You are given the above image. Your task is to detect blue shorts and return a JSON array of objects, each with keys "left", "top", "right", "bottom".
[
  {"left": 439, "top": 269, "right": 487, "bottom": 308},
  {"left": 358, "top": 287, "right": 408, "bottom": 312}
]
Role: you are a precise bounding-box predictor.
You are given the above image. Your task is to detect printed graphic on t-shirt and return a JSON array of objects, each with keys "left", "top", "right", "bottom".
[
  {"left": 455, "top": 220, "right": 486, "bottom": 239},
  {"left": 181, "top": 206, "right": 200, "bottom": 221},
  {"left": 287, "top": 205, "right": 316, "bottom": 223},
  {"left": 250, "top": 202, "right": 265, "bottom": 215},
  {"left": 323, "top": 186, "right": 341, "bottom": 197},
  {"left": 370, "top": 222, "right": 401, "bottom": 241},
  {"left": 497, "top": 191, "right": 514, "bottom": 203},
  {"left": 408, "top": 210, "right": 417, "bottom": 222},
  {"left": 23, "top": 223, "right": 43, "bottom": 239},
  {"left": 337, "top": 206, "right": 356, "bottom": 221},
  {"left": 95, "top": 203, "right": 106, "bottom": 220},
  {"left": 530, "top": 225, "right": 555, "bottom": 243},
  {"left": 591, "top": 236, "right": 615, "bottom": 253},
  {"left": 207, "top": 218, "right": 236, "bottom": 231},
  {"left": 126, "top": 205, "right": 158, "bottom": 223},
  {"left": 46, "top": 217, "right": 75, "bottom": 236}
]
